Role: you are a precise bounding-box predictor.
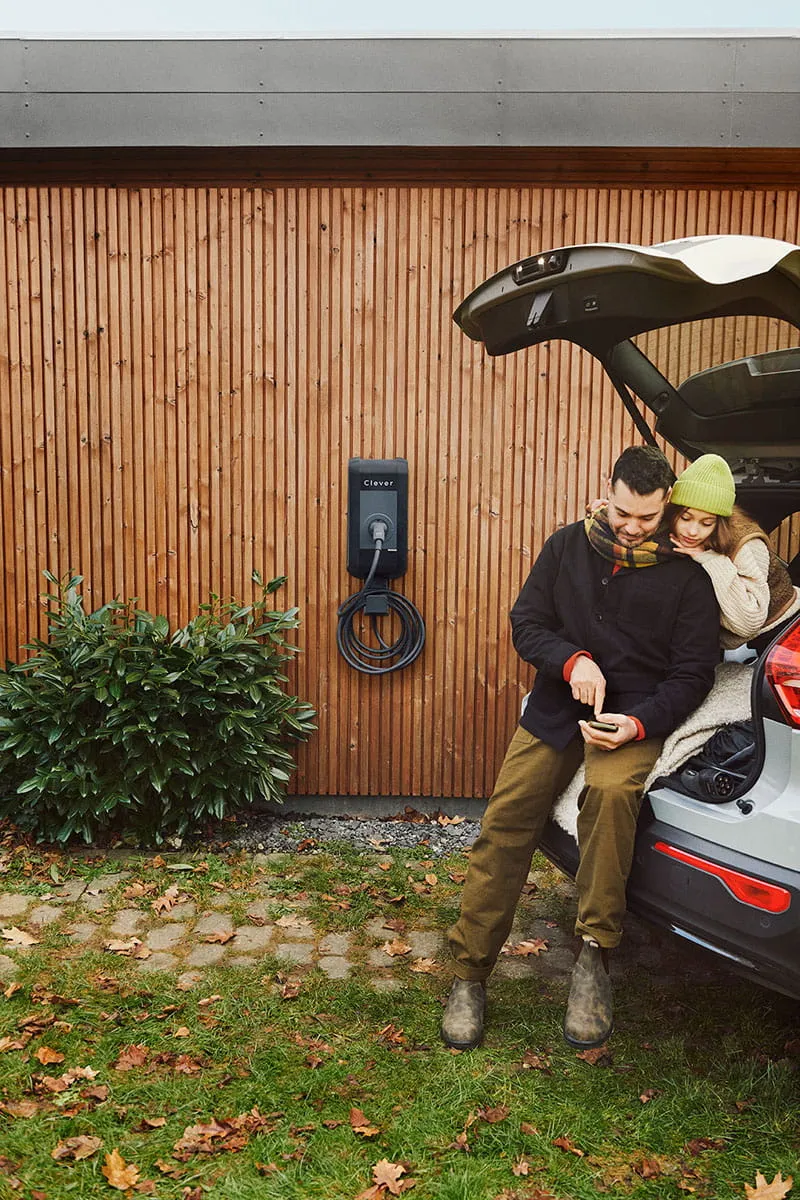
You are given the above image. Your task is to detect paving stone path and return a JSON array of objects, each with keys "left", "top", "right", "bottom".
[{"left": 0, "top": 854, "right": 728, "bottom": 995}]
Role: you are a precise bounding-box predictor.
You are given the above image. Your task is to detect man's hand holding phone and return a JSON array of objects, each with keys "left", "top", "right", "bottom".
[{"left": 579, "top": 713, "right": 638, "bottom": 750}]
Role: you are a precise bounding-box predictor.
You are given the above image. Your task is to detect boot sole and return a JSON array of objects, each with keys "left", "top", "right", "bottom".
[
  {"left": 562, "top": 1020, "right": 613, "bottom": 1051},
  {"left": 439, "top": 1024, "right": 484, "bottom": 1051}
]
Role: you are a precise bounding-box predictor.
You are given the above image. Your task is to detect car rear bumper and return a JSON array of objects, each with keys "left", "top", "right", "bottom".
[{"left": 538, "top": 809, "right": 800, "bottom": 1000}]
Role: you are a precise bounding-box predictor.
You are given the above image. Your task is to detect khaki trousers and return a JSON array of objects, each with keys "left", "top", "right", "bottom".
[{"left": 448, "top": 725, "right": 663, "bottom": 979}]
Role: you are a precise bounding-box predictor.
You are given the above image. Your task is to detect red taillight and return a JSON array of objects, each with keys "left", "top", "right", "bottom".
[
  {"left": 654, "top": 841, "right": 791, "bottom": 914},
  {"left": 765, "top": 619, "right": 800, "bottom": 726}
]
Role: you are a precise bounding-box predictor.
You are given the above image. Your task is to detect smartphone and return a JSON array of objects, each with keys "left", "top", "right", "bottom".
[{"left": 586, "top": 720, "right": 619, "bottom": 732}]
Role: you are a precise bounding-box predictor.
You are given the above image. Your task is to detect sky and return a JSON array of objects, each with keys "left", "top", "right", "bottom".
[{"left": 1, "top": 0, "right": 799, "bottom": 35}]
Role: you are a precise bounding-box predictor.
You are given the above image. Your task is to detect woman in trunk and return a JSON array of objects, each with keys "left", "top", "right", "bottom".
[{"left": 668, "top": 453, "right": 800, "bottom": 654}]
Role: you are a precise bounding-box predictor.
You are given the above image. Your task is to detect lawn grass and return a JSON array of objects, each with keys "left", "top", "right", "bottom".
[{"left": 0, "top": 842, "right": 798, "bottom": 1199}]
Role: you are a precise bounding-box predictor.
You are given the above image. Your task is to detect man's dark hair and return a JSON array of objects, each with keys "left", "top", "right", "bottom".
[{"left": 611, "top": 445, "right": 675, "bottom": 496}]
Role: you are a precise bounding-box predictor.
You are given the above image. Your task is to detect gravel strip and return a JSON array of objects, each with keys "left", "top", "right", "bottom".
[{"left": 215, "top": 810, "right": 481, "bottom": 858}]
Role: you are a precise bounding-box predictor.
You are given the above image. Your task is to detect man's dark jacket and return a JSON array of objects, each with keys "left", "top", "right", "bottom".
[{"left": 511, "top": 520, "right": 720, "bottom": 750}]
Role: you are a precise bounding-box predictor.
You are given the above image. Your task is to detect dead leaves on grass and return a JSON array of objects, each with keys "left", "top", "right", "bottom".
[{"left": 172, "top": 1108, "right": 282, "bottom": 1159}]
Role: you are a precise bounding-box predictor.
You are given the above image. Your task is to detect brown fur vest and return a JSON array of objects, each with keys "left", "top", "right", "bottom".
[{"left": 727, "top": 506, "right": 795, "bottom": 627}]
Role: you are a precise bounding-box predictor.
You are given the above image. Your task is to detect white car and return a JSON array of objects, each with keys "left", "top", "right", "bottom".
[{"left": 454, "top": 234, "right": 800, "bottom": 1000}]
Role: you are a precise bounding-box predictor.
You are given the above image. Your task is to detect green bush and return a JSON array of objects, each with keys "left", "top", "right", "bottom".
[{"left": 0, "top": 571, "right": 316, "bottom": 844}]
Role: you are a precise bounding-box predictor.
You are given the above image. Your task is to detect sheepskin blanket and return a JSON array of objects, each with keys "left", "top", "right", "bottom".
[{"left": 550, "top": 661, "right": 754, "bottom": 839}]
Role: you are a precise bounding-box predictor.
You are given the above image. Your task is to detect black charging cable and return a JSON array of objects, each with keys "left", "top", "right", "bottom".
[{"left": 336, "top": 520, "right": 426, "bottom": 674}]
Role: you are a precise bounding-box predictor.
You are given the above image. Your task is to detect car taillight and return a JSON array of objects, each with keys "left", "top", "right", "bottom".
[
  {"left": 765, "top": 619, "right": 800, "bottom": 726},
  {"left": 654, "top": 842, "right": 791, "bottom": 913}
]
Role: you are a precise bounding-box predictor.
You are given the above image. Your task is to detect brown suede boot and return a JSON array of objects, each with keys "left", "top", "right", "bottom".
[
  {"left": 563, "top": 939, "right": 613, "bottom": 1049},
  {"left": 440, "top": 979, "right": 486, "bottom": 1050}
]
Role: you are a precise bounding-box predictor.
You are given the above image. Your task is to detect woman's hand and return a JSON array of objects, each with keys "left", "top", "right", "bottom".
[{"left": 669, "top": 535, "right": 707, "bottom": 560}]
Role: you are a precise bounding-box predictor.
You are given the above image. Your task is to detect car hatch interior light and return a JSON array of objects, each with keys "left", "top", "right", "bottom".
[
  {"left": 513, "top": 250, "right": 567, "bottom": 285},
  {"left": 654, "top": 841, "right": 791, "bottom": 913},
  {"left": 764, "top": 622, "right": 800, "bottom": 726}
]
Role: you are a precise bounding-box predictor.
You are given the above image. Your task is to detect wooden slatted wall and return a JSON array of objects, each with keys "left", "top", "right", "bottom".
[{"left": 1, "top": 181, "right": 799, "bottom": 800}]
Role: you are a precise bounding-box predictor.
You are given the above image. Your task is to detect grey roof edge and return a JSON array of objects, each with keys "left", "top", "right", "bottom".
[
  {"left": 3, "top": 28, "right": 799, "bottom": 40},
  {"left": 2, "top": 35, "right": 798, "bottom": 149}
]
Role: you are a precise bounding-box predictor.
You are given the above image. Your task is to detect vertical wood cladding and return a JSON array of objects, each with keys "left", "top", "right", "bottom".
[{"left": 1, "top": 183, "right": 798, "bottom": 798}]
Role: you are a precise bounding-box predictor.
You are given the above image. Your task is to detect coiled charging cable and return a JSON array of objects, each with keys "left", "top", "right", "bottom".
[{"left": 336, "top": 521, "right": 426, "bottom": 674}]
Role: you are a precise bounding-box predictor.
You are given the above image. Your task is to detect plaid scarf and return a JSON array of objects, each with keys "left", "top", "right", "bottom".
[{"left": 584, "top": 503, "right": 675, "bottom": 569}]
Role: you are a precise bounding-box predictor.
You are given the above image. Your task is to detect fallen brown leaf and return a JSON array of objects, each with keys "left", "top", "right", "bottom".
[
  {"left": 136, "top": 1116, "right": 168, "bottom": 1131},
  {"left": 370, "top": 1158, "right": 413, "bottom": 1196},
  {"left": 104, "top": 937, "right": 145, "bottom": 956},
  {"left": 2, "top": 1099, "right": 40, "bottom": 1118},
  {"left": 512, "top": 1157, "right": 532, "bottom": 1177},
  {"left": 3, "top": 981, "right": 22, "bottom": 999},
  {"left": 381, "top": 939, "right": 412, "bottom": 958},
  {"left": 377, "top": 1024, "right": 406, "bottom": 1045},
  {"left": 634, "top": 1156, "right": 663, "bottom": 1178},
  {"left": 382, "top": 918, "right": 407, "bottom": 933},
  {"left": 123, "top": 880, "right": 157, "bottom": 899},
  {"left": 684, "top": 1137, "right": 725, "bottom": 1155},
  {"left": 520, "top": 1121, "right": 540, "bottom": 1136},
  {"left": 744, "top": 1172, "right": 793, "bottom": 1200},
  {"left": 576, "top": 1044, "right": 613, "bottom": 1066},
  {"left": 152, "top": 883, "right": 180, "bottom": 915},
  {"left": 520, "top": 1051, "right": 552, "bottom": 1073},
  {"left": 114, "top": 1044, "right": 149, "bottom": 1071},
  {"left": 155, "top": 1158, "right": 183, "bottom": 1176},
  {"left": 0, "top": 1035, "right": 29, "bottom": 1053},
  {"left": 275, "top": 914, "right": 312, "bottom": 929},
  {"left": 173, "top": 1054, "right": 204, "bottom": 1074},
  {"left": 409, "top": 957, "right": 438, "bottom": 974},
  {"left": 51, "top": 1135, "right": 103, "bottom": 1162},
  {"left": 274, "top": 973, "right": 301, "bottom": 999},
  {"left": 102, "top": 1148, "right": 141, "bottom": 1190},
  {"left": 1, "top": 926, "right": 39, "bottom": 946},
  {"left": 501, "top": 938, "right": 548, "bottom": 957},
  {"left": 350, "top": 1106, "right": 381, "bottom": 1137},
  {"left": 202, "top": 930, "right": 236, "bottom": 944},
  {"left": 476, "top": 1105, "right": 510, "bottom": 1124},
  {"left": 552, "top": 1135, "right": 584, "bottom": 1156},
  {"left": 173, "top": 1026, "right": 191, "bottom": 1038},
  {"left": 35, "top": 1045, "right": 65, "bottom": 1066}
]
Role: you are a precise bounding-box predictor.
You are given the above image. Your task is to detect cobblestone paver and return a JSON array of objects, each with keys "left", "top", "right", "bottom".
[{"left": 0, "top": 851, "right": 729, "bottom": 997}]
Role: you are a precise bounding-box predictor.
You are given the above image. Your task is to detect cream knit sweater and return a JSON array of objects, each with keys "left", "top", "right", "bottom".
[{"left": 695, "top": 539, "right": 800, "bottom": 646}]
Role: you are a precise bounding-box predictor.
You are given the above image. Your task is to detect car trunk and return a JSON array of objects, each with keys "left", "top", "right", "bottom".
[{"left": 454, "top": 235, "right": 800, "bottom": 837}]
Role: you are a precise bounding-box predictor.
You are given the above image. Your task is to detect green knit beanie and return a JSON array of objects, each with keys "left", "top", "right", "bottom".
[{"left": 670, "top": 454, "right": 735, "bottom": 517}]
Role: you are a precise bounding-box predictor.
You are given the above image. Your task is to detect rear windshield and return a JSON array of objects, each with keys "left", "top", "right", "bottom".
[{"left": 633, "top": 317, "right": 800, "bottom": 394}]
